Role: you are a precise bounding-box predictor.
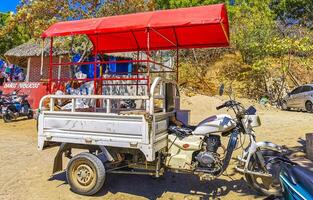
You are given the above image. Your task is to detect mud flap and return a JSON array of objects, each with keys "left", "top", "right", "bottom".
[{"left": 53, "top": 143, "right": 70, "bottom": 174}]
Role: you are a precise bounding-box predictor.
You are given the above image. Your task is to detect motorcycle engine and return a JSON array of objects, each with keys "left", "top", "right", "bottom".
[{"left": 196, "top": 135, "right": 222, "bottom": 170}]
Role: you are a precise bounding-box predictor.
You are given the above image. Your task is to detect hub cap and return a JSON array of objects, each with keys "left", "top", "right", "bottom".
[
  {"left": 76, "top": 165, "right": 94, "bottom": 185},
  {"left": 70, "top": 160, "right": 97, "bottom": 190}
]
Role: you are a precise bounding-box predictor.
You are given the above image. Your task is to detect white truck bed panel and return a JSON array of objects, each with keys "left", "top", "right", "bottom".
[
  {"left": 39, "top": 112, "right": 147, "bottom": 144},
  {"left": 44, "top": 113, "right": 145, "bottom": 138},
  {"left": 38, "top": 111, "right": 171, "bottom": 161}
]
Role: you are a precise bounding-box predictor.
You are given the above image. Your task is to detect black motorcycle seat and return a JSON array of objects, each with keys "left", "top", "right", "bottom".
[
  {"left": 289, "top": 165, "right": 313, "bottom": 196},
  {"left": 168, "top": 125, "right": 196, "bottom": 138}
]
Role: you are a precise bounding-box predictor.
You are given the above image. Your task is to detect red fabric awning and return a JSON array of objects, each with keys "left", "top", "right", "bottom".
[{"left": 42, "top": 4, "right": 229, "bottom": 53}]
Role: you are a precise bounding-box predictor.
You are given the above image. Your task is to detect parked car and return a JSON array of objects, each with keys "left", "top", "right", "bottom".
[{"left": 281, "top": 84, "right": 313, "bottom": 112}]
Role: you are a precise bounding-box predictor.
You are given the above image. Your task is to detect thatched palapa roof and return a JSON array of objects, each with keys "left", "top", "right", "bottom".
[
  {"left": 4, "top": 40, "right": 151, "bottom": 68},
  {"left": 5, "top": 40, "right": 68, "bottom": 58},
  {"left": 4, "top": 40, "right": 68, "bottom": 67}
]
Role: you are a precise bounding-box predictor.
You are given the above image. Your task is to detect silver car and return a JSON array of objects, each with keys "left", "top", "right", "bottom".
[{"left": 282, "top": 84, "right": 313, "bottom": 112}]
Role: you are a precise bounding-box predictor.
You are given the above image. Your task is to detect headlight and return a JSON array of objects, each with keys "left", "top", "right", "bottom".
[{"left": 242, "top": 115, "right": 261, "bottom": 128}]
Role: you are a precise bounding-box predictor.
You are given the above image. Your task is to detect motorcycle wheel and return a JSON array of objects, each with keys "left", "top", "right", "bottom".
[
  {"left": 3, "top": 114, "right": 12, "bottom": 123},
  {"left": 27, "top": 110, "right": 33, "bottom": 119},
  {"left": 245, "top": 150, "right": 282, "bottom": 196}
]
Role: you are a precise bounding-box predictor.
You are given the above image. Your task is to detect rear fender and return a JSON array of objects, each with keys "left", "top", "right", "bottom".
[{"left": 52, "top": 143, "right": 114, "bottom": 174}]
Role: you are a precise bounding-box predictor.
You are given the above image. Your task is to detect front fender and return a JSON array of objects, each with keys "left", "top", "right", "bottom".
[
  {"left": 254, "top": 141, "right": 282, "bottom": 153},
  {"left": 241, "top": 141, "right": 282, "bottom": 170},
  {"left": 242, "top": 141, "right": 282, "bottom": 158}
]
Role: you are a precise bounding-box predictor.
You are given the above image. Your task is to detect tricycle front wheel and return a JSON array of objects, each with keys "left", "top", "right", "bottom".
[
  {"left": 245, "top": 150, "right": 282, "bottom": 196},
  {"left": 66, "top": 152, "right": 105, "bottom": 195}
]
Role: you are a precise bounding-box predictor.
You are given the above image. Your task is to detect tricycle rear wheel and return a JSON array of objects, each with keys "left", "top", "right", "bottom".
[{"left": 66, "top": 152, "right": 105, "bottom": 195}]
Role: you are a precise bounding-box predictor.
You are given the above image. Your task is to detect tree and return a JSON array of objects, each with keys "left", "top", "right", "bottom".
[
  {"left": 229, "top": 0, "right": 277, "bottom": 64},
  {"left": 270, "top": 0, "right": 313, "bottom": 28},
  {"left": 0, "top": 0, "right": 156, "bottom": 57},
  {"left": 156, "top": 0, "right": 228, "bottom": 9},
  {"left": 0, "top": 12, "right": 30, "bottom": 58}
]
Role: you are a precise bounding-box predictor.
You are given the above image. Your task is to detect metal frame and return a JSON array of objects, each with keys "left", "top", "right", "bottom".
[{"left": 47, "top": 27, "right": 180, "bottom": 95}]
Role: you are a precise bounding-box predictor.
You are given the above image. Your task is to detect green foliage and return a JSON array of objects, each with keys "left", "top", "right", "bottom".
[
  {"left": 168, "top": 0, "right": 224, "bottom": 8},
  {"left": 230, "top": 0, "right": 277, "bottom": 64},
  {"left": 271, "top": 0, "right": 313, "bottom": 28},
  {"left": 0, "top": 0, "right": 155, "bottom": 56},
  {"left": 0, "top": 12, "right": 30, "bottom": 58}
]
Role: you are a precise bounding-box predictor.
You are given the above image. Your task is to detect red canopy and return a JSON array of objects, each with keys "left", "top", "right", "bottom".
[{"left": 42, "top": 4, "right": 229, "bottom": 53}]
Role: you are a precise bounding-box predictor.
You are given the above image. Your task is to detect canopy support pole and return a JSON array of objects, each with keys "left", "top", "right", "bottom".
[
  {"left": 136, "top": 51, "right": 139, "bottom": 95},
  {"left": 58, "top": 56, "right": 62, "bottom": 83},
  {"left": 49, "top": 37, "right": 53, "bottom": 93},
  {"left": 150, "top": 28, "right": 176, "bottom": 47},
  {"left": 220, "top": 19, "right": 229, "bottom": 43},
  {"left": 173, "top": 27, "right": 179, "bottom": 82},
  {"left": 176, "top": 47, "right": 179, "bottom": 83},
  {"left": 147, "top": 28, "right": 151, "bottom": 95},
  {"left": 94, "top": 34, "right": 99, "bottom": 96}
]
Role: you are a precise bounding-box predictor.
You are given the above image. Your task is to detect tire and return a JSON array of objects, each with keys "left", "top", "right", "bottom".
[
  {"left": 3, "top": 114, "right": 12, "bottom": 123},
  {"left": 245, "top": 150, "right": 282, "bottom": 196},
  {"left": 27, "top": 110, "right": 33, "bottom": 119},
  {"left": 281, "top": 101, "right": 289, "bottom": 111},
  {"left": 66, "top": 152, "right": 105, "bottom": 195},
  {"left": 305, "top": 101, "right": 313, "bottom": 113}
]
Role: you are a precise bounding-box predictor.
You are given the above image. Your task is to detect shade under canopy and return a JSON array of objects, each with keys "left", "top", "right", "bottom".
[{"left": 42, "top": 3, "right": 229, "bottom": 53}]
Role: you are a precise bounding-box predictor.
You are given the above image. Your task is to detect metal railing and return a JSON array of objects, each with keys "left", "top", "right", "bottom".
[{"left": 39, "top": 77, "right": 168, "bottom": 115}]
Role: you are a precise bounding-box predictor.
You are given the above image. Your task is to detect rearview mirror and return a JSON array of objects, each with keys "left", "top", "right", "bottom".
[{"left": 219, "top": 84, "right": 225, "bottom": 96}]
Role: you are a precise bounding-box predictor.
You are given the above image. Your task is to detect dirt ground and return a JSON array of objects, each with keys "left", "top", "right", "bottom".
[{"left": 1, "top": 94, "right": 313, "bottom": 200}]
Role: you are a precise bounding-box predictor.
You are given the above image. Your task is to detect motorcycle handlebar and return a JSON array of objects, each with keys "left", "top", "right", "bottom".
[
  {"left": 216, "top": 100, "right": 242, "bottom": 112},
  {"left": 216, "top": 104, "right": 225, "bottom": 110},
  {"left": 216, "top": 100, "right": 234, "bottom": 110}
]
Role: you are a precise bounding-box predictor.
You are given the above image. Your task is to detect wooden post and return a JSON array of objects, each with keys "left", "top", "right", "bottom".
[
  {"left": 26, "top": 57, "right": 31, "bottom": 82},
  {"left": 306, "top": 133, "right": 313, "bottom": 161},
  {"left": 40, "top": 39, "right": 44, "bottom": 77}
]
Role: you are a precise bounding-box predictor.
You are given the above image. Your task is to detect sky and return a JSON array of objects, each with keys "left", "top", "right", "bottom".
[{"left": 0, "top": 0, "right": 20, "bottom": 13}]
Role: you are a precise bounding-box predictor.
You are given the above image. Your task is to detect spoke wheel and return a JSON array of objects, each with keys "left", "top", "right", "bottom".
[
  {"left": 245, "top": 150, "right": 282, "bottom": 196},
  {"left": 3, "top": 114, "right": 12, "bottom": 123},
  {"left": 66, "top": 152, "right": 105, "bottom": 195}
]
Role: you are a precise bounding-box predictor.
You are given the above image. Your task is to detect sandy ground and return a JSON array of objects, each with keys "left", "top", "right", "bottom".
[{"left": 0, "top": 94, "right": 313, "bottom": 200}]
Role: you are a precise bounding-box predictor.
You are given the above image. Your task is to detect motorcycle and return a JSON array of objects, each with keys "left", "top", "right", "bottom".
[
  {"left": 0, "top": 91, "right": 14, "bottom": 117},
  {"left": 48, "top": 84, "right": 285, "bottom": 196},
  {"left": 2, "top": 90, "right": 33, "bottom": 123},
  {"left": 267, "top": 156, "right": 313, "bottom": 200},
  {"left": 166, "top": 84, "right": 283, "bottom": 196}
]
